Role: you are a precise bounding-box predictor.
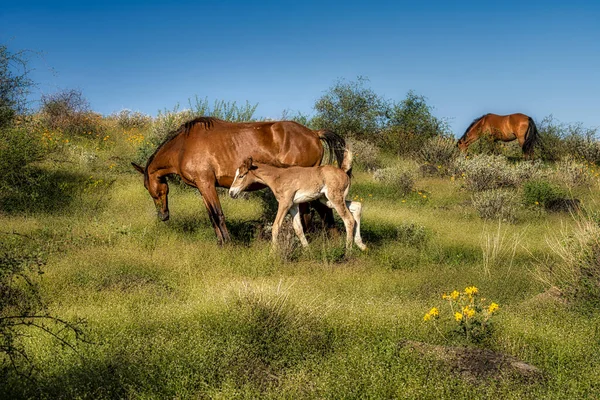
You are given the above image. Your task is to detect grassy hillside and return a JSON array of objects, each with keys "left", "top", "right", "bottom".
[{"left": 1, "top": 121, "right": 600, "bottom": 399}]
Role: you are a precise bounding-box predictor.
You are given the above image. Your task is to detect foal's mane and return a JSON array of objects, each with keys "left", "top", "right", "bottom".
[
  {"left": 144, "top": 117, "right": 221, "bottom": 172},
  {"left": 459, "top": 114, "right": 488, "bottom": 141}
]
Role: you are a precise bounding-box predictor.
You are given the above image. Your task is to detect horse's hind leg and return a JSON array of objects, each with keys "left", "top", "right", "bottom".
[
  {"left": 289, "top": 204, "right": 309, "bottom": 248},
  {"left": 198, "top": 182, "right": 231, "bottom": 245},
  {"left": 346, "top": 201, "right": 367, "bottom": 251},
  {"left": 326, "top": 196, "right": 355, "bottom": 251}
]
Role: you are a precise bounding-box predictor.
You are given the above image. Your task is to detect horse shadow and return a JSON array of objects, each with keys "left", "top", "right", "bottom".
[{"left": 0, "top": 168, "right": 92, "bottom": 215}]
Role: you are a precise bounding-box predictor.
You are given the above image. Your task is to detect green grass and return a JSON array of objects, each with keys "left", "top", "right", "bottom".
[{"left": 1, "top": 136, "right": 600, "bottom": 399}]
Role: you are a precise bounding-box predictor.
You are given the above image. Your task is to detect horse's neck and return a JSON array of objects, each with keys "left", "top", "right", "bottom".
[
  {"left": 253, "top": 163, "right": 286, "bottom": 188},
  {"left": 148, "top": 136, "right": 181, "bottom": 177}
]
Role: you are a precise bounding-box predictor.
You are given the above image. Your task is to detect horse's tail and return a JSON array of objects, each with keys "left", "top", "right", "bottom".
[
  {"left": 523, "top": 117, "right": 539, "bottom": 156},
  {"left": 317, "top": 130, "right": 346, "bottom": 168},
  {"left": 341, "top": 145, "right": 353, "bottom": 177}
]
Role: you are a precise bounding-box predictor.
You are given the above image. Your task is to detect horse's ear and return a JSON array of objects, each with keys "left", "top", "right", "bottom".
[
  {"left": 243, "top": 157, "right": 253, "bottom": 170},
  {"left": 131, "top": 162, "right": 144, "bottom": 175}
]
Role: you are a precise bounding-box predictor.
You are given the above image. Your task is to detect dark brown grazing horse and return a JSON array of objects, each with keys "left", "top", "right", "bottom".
[
  {"left": 131, "top": 117, "right": 345, "bottom": 245},
  {"left": 457, "top": 113, "right": 539, "bottom": 158}
]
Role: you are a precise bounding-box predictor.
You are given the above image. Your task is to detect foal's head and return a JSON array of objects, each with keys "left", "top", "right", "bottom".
[
  {"left": 229, "top": 157, "right": 257, "bottom": 199},
  {"left": 132, "top": 162, "right": 170, "bottom": 221}
]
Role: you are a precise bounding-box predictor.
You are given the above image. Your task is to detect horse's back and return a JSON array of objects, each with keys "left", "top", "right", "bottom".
[{"left": 179, "top": 119, "right": 324, "bottom": 186}]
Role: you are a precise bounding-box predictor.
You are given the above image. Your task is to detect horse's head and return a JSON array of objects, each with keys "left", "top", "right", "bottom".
[
  {"left": 132, "top": 162, "right": 170, "bottom": 221},
  {"left": 229, "top": 157, "right": 257, "bottom": 199},
  {"left": 457, "top": 138, "right": 468, "bottom": 151}
]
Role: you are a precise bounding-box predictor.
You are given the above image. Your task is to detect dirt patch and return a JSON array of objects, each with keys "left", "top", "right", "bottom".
[{"left": 399, "top": 340, "right": 543, "bottom": 384}]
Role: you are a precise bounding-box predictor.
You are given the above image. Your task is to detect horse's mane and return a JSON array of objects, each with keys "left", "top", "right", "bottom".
[
  {"left": 459, "top": 114, "right": 488, "bottom": 141},
  {"left": 145, "top": 116, "right": 221, "bottom": 171}
]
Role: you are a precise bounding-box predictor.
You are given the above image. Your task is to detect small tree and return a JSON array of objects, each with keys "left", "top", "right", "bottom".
[
  {"left": 40, "top": 88, "right": 98, "bottom": 136},
  {"left": 312, "top": 77, "right": 387, "bottom": 138},
  {"left": 0, "top": 45, "right": 34, "bottom": 128},
  {"left": 382, "top": 91, "right": 450, "bottom": 156}
]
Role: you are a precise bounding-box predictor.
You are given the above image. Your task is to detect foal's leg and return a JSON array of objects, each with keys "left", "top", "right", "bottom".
[
  {"left": 289, "top": 204, "right": 309, "bottom": 248},
  {"left": 198, "top": 182, "right": 231, "bottom": 245},
  {"left": 325, "top": 195, "right": 356, "bottom": 251},
  {"left": 271, "top": 199, "right": 293, "bottom": 249},
  {"left": 346, "top": 201, "right": 367, "bottom": 251}
]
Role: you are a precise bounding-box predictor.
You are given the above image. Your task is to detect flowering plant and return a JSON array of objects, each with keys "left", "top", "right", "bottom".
[{"left": 424, "top": 286, "right": 499, "bottom": 342}]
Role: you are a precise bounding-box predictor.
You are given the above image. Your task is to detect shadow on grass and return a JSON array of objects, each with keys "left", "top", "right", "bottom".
[{"left": 0, "top": 168, "right": 98, "bottom": 215}]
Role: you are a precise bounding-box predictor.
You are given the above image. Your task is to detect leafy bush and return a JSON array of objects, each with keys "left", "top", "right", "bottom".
[
  {"left": 453, "top": 154, "right": 518, "bottom": 191},
  {"left": 381, "top": 91, "right": 450, "bottom": 156},
  {"left": 312, "top": 76, "right": 387, "bottom": 138},
  {"left": 0, "top": 127, "right": 48, "bottom": 191},
  {"left": 417, "top": 136, "right": 459, "bottom": 174},
  {"left": 396, "top": 223, "right": 428, "bottom": 247},
  {"left": 471, "top": 189, "right": 519, "bottom": 222},
  {"left": 347, "top": 137, "right": 381, "bottom": 171},
  {"left": 1, "top": 238, "right": 84, "bottom": 375},
  {"left": 522, "top": 180, "right": 565, "bottom": 207},
  {"left": 373, "top": 166, "right": 416, "bottom": 195}
]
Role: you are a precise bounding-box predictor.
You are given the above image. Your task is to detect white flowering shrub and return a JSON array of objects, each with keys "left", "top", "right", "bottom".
[
  {"left": 471, "top": 189, "right": 519, "bottom": 222},
  {"left": 453, "top": 154, "right": 518, "bottom": 192},
  {"left": 373, "top": 166, "right": 416, "bottom": 195}
]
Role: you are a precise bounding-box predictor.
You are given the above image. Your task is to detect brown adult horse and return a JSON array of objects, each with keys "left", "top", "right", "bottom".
[
  {"left": 131, "top": 117, "right": 345, "bottom": 245},
  {"left": 457, "top": 113, "right": 539, "bottom": 158}
]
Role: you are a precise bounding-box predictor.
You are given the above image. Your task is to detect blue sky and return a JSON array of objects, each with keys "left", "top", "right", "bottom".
[{"left": 2, "top": 0, "right": 599, "bottom": 135}]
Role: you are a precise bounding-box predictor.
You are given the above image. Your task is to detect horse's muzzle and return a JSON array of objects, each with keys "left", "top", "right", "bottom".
[
  {"left": 229, "top": 188, "right": 240, "bottom": 199},
  {"left": 158, "top": 210, "right": 170, "bottom": 221}
]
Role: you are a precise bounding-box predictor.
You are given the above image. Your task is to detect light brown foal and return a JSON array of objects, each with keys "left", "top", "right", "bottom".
[{"left": 229, "top": 150, "right": 367, "bottom": 252}]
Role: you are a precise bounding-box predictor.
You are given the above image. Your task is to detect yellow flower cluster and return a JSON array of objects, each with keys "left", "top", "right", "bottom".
[
  {"left": 123, "top": 128, "right": 145, "bottom": 144},
  {"left": 464, "top": 286, "right": 478, "bottom": 295},
  {"left": 423, "top": 307, "right": 439, "bottom": 321}
]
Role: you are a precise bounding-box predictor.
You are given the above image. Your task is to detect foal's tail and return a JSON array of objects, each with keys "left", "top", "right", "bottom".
[
  {"left": 341, "top": 146, "right": 353, "bottom": 177},
  {"left": 523, "top": 117, "right": 539, "bottom": 156},
  {"left": 317, "top": 130, "right": 346, "bottom": 168}
]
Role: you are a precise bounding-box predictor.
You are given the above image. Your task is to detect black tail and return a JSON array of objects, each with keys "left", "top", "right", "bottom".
[
  {"left": 317, "top": 130, "right": 346, "bottom": 168},
  {"left": 522, "top": 117, "right": 539, "bottom": 156}
]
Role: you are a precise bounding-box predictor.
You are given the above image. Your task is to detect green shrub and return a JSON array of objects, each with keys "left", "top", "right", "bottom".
[
  {"left": 522, "top": 180, "right": 565, "bottom": 207},
  {"left": 312, "top": 77, "right": 387, "bottom": 138},
  {"left": 381, "top": 91, "right": 450, "bottom": 156},
  {"left": 373, "top": 166, "right": 416, "bottom": 195},
  {"left": 0, "top": 127, "right": 48, "bottom": 190},
  {"left": 471, "top": 189, "right": 519, "bottom": 222}
]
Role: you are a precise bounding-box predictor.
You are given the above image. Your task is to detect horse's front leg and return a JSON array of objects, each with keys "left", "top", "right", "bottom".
[
  {"left": 271, "top": 200, "right": 292, "bottom": 250},
  {"left": 198, "top": 182, "right": 231, "bottom": 245}
]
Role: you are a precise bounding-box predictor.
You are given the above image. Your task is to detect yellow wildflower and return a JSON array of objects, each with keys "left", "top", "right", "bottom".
[
  {"left": 423, "top": 313, "right": 431, "bottom": 321},
  {"left": 450, "top": 290, "right": 460, "bottom": 300},
  {"left": 423, "top": 195, "right": 427, "bottom": 199},
  {"left": 463, "top": 306, "right": 475, "bottom": 318},
  {"left": 454, "top": 312, "right": 463, "bottom": 321},
  {"left": 429, "top": 307, "right": 439, "bottom": 317},
  {"left": 464, "top": 286, "right": 478, "bottom": 297},
  {"left": 488, "top": 302, "right": 499, "bottom": 313}
]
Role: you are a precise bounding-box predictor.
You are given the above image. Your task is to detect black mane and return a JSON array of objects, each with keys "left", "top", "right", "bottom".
[
  {"left": 144, "top": 117, "right": 221, "bottom": 172},
  {"left": 459, "top": 114, "right": 488, "bottom": 141}
]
